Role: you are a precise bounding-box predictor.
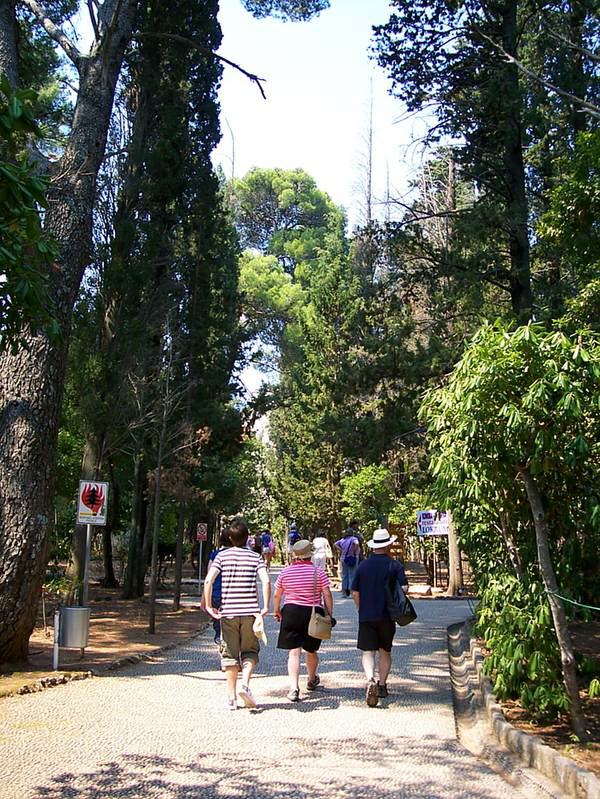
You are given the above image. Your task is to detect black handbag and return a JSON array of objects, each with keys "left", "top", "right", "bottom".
[{"left": 385, "top": 563, "right": 417, "bottom": 626}]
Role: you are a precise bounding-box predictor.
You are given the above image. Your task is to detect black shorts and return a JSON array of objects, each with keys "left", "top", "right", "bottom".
[
  {"left": 357, "top": 619, "right": 395, "bottom": 652},
  {"left": 277, "top": 604, "right": 324, "bottom": 653}
]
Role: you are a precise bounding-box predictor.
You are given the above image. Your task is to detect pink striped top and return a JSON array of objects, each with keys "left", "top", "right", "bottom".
[{"left": 275, "top": 561, "right": 330, "bottom": 607}]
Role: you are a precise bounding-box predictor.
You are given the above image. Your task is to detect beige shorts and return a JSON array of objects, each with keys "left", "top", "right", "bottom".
[{"left": 220, "top": 615, "right": 260, "bottom": 668}]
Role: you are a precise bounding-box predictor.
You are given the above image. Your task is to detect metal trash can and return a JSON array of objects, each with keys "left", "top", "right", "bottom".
[{"left": 58, "top": 606, "right": 91, "bottom": 648}]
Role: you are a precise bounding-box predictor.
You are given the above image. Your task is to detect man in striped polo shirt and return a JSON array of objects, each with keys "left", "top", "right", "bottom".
[{"left": 203, "top": 517, "right": 271, "bottom": 710}]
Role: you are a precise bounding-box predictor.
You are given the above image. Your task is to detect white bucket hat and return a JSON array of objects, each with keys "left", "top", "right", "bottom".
[{"left": 367, "top": 528, "right": 397, "bottom": 549}]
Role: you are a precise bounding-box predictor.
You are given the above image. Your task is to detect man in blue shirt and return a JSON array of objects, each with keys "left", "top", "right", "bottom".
[{"left": 351, "top": 528, "right": 408, "bottom": 707}]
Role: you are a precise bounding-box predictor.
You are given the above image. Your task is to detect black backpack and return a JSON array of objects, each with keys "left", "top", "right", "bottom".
[{"left": 385, "top": 563, "right": 417, "bottom": 626}]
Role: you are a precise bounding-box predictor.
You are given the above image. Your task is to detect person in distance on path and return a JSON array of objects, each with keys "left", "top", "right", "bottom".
[
  {"left": 351, "top": 528, "right": 408, "bottom": 707},
  {"left": 334, "top": 522, "right": 361, "bottom": 597},
  {"left": 203, "top": 517, "right": 271, "bottom": 711},
  {"left": 273, "top": 539, "right": 334, "bottom": 703},
  {"left": 311, "top": 529, "right": 332, "bottom": 573}
]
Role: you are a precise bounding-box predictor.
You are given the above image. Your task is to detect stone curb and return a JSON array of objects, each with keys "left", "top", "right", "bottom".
[
  {"left": 1, "top": 623, "right": 209, "bottom": 699},
  {"left": 466, "top": 621, "right": 600, "bottom": 799}
]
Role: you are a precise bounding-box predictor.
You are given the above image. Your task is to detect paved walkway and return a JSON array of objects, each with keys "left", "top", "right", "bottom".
[{"left": 0, "top": 585, "right": 531, "bottom": 799}]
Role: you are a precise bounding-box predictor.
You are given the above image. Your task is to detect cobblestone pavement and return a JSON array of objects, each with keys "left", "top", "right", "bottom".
[{"left": 0, "top": 584, "right": 530, "bottom": 799}]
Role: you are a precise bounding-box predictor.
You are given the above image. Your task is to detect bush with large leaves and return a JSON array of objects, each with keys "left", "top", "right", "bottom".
[{"left": 421, "top": 321, "right": 600, "bottom": 733}]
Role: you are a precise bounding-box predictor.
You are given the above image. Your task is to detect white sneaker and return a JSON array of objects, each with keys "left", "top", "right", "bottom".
[
  {"left": 225, "top": 697, "right": 237, "bottom": 711},
  {"left": 238, "top": 685, "right": 257, "bottom": 709}
]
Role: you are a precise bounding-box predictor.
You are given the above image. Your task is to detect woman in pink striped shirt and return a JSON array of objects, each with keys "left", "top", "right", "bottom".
[{"left": 273, "top": 539, "right": 334, "bottom": 702}]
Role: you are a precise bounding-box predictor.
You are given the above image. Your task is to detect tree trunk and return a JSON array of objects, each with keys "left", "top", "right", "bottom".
[
  {"left": 0, "top": 1, "right": 18, "bottom": 88},
  {"left": 122, "top": 448, "right": 147, "bottom": 599},
  {"left": 500, "top": 0, "right": 533, "bottom": 320},
  {"left": 0, "top": 1, "right": 139, "bottom": 663},
  {"left": 172, "top": 504, "right": 186, "bottom": 611},
  {"left": 519, "top": 466, "right": 588, "bottom": 741},
  {"left": 446, "top": 512, "right": 463, "bottom": 597},
  {"left": 101, "top": 464, "right": 119, "bottom": 588},
  {"left": 148, "top": 425, "right": 166, "bottom": 634}
]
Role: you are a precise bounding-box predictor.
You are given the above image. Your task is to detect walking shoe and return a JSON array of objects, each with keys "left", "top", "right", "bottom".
[
  {"left": 226, "top": 698, "right": 237, "bottom": 711},
  {"left": 377, "top": 682, "right": 389, "bottom": 698},
  {"left": 238, "top": 685, "right": 257, "bottom": 709},
  {"left": 307, "top": 675, "right": 320, "bottom": 691},
  {"left": 287, "top": 688, "right": 301, "bottom": 702},
  {"left": 366, "top": 678, "right": 379, "bottom": 707}
]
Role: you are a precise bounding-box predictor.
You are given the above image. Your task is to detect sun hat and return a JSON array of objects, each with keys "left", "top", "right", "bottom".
[
  {"left": 367, "top": 528, "right": 397, "bottom": 550},
  {"left": 292, "top": 539, "right": 313, "bottom": 558}
]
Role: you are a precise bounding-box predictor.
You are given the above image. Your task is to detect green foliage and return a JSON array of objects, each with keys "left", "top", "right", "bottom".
[
  {"left": 475, "top": 574, "right": 569, "bottom": 715},
  {"left": 0, "top": 77, "right": 58, "bottom": 352},
  {"left": 589, "top": 678, "right": 600, "bottom": 700},
  {"left": 538, "top": 131, "right": 600, "bottom": 270},
  {"left": 421, "top": 318, "right": 600, "bottom": 713},
  {"left": 242, "top": 0, "right": 329, "bottom": 21},
  {"left": 421, "top": 322, "right": 600, "bottom": 535},
  {"left": 389, "top": 492, "right": 425, "bottom": 528},
  {"left": 341, "top": 465, "right": 395, "bottom": 536},
  {"left": 537, "top": 130, "right": 600, "bottom": 315},
  {"left": 231, "top": 167, "right": 345, "bottom": 275}
]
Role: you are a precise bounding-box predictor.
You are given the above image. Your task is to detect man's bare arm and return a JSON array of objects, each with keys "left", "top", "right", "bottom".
[{"left": 202, "top": 566, "right": 218, "bottom": 616}]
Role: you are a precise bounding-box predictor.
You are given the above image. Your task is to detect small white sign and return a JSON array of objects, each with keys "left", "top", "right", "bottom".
[
  {"left": 77, "top": 481, "right": 109, "bottom": 526},
  {"left": 416, "top": 510, "right": 450, "bottom": 537}
]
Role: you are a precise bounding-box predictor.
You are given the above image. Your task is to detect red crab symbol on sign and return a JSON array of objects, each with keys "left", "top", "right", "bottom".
[{"left": 81, "top": 483, "right": 105, "bottom": 515}]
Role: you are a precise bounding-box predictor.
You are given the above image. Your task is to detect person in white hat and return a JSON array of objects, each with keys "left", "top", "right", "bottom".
[{"left": 351, "top": 527, "right": 408, "bottom": 707}]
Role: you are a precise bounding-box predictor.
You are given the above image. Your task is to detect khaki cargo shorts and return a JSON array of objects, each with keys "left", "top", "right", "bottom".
[{"left": 219, "top": 615, "right": 260, "bottom": 669}]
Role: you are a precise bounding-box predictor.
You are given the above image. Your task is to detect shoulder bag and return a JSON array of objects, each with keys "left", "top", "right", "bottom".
[
  {"left": 307, "top": 567, "right": 333, "bottom": 640},
  {"left": 385, "top": 562, "right": 417, "bottom": 626}
]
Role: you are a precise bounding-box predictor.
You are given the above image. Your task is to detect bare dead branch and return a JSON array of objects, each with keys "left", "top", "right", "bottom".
[
  {"left": 87, "top": 0, "right": 100, "bottom": 41},
  {"left": 134, "top": 32, "right": 267, "bottom": 99},
  {"left": 545, "top": 27, "right": 600, "bottom": 64},
  {"left": 18, "top": 0, "right": 82, "bottom": 65},
  {"left": 471, "top": 22, "right": 600, "bottom": 119}
]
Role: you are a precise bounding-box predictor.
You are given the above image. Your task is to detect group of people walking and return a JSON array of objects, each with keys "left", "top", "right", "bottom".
[{"left": 202, "top": 517, "right": 408, "bottom": 711}]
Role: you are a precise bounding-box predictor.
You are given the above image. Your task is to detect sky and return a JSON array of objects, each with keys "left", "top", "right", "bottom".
[{"left": 213, "top": 0, "right": 425, "bottom": 230}]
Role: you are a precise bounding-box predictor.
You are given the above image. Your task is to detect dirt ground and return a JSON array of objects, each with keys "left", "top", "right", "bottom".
[
  {"left": 499, "top": 619, "right": 600, "bottom": 779},
  {"left": 0, "top": 577, "right": 209, "bottom": 698}
]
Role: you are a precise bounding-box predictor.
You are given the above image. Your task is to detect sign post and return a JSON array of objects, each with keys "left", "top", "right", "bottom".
[
  {"left": 416, "top": 510, "right": 450, "bottom": 589},
  {"left": 196, "top": 522, "right": 208, "bottom": 595},
  {"left": 77, "top": 481, "right": 109, "bottom": 607}
]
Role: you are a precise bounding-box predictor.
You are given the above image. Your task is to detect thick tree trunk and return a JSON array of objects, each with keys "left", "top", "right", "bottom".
[
  {"left": 0, "top": 1, "right": 18, "bottom": 87},
  {"left": 501, "top": 0, "right": 532, "bottom": 320},
  {"left": 519, "top": 466, "right": 588, "bottom": 741},
  {"left": 0, "top": 2, "right": 139, "bottom": 662}
]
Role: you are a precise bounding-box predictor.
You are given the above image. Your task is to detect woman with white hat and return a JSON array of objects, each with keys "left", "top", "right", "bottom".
[{"left": 273, "top": 539, "right": 334, "bottom": 702}]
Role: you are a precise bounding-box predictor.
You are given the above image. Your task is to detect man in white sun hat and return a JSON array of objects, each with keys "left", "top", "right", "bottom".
[{"left": 351, "top": 527, "right": 408, "bottom": 707}]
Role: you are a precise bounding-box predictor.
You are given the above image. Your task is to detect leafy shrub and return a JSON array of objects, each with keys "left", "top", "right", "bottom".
[{"left": 475, "top": 573, "right": 569, "bottom": 715}]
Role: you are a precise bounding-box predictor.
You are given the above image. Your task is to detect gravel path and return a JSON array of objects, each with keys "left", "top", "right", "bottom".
[{"left": 0, "top": 584, "right": 530, "bottom": 799}]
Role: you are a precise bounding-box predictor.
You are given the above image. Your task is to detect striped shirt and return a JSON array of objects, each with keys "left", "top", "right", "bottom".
[
  {"left": 275, "top": 561, "right": 330, "bottom": 608},
  {"left": 211, "top": 547, "right": 266, "bottom": 617}
]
